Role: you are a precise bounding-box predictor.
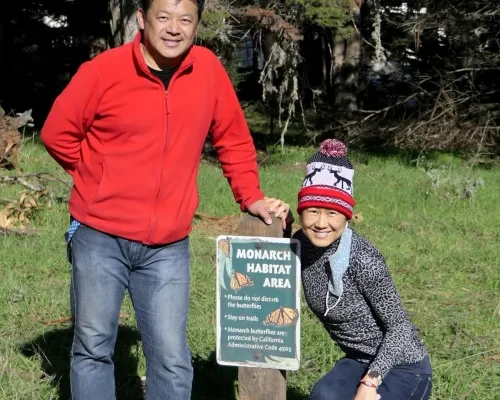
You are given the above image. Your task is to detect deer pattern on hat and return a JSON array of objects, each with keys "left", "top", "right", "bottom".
[{"left": 301, "top": 139, "right": 354, "bottom": 196}]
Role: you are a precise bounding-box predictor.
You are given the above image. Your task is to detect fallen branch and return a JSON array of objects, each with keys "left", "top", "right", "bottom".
[
  {"left": 194, "top": 212, "right": 224, "bottom": 221},
  {"left": 0, "top": 175, "right": 43, "bottom": 191},
  {"left": 257, "top": 155, "right": 271, "bottom": 165},
  {"left": 0, "top": 172, "right": 71, "bottom": 190},
  {"left": 458, "top": 379, "right": 481, "bottom": 400},
  {"left": 448, "top": 67, "right": 500, "bottom": 73},
  {"left": 357, "top": 93, "right": 421, "bottom": 121},
  {"left": 31, "top": 316, "right": 72, "bottom": 326},
  {"left": 27, "top": 172, "right": 71, "bottom": 189},
  {"left": 1, "top": 227, "right": 37, "bottom": 236},
  {"left": 0, "top": 358, "right": 8, "bottom": 378},
  {"left": 31, "top": 312, "right": 132, "bottom": 326},
  {"left": 436, "top": 346, "right": 500, "bottom": 369},
  {"left": 16, "top": 178, "right": 43, "bottom": 191}
]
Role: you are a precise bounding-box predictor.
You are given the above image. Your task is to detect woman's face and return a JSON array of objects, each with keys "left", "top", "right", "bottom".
[{"left": 300, "top": 207, "right": 347, "bottom": 247}]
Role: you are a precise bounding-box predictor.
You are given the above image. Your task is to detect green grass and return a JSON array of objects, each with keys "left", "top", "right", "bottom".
[{"left": 1, "top": 140, "right": 499, "bottom": 399}]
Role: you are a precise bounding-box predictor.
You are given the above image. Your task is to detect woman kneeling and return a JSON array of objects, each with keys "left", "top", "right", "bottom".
[{"left": 293, "top": 139, "right": 432, "bottom": 400}]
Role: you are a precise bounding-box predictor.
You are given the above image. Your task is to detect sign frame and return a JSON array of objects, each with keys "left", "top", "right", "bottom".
[{"left": 216, "top": 234, "right": 301, "bottom": 371}]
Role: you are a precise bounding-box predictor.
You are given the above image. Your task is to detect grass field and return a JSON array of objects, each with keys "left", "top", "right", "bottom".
[{"left": 0, "top": 139, "right": 499, "bottom": 399}]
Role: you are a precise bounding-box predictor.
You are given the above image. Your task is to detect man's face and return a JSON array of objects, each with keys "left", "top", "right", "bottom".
[
  {"left": 137, "top": 0, "right": 199, "bottom": 69},
  {"left": 300, "top": 208, "right": 347, "bottom": 247}
]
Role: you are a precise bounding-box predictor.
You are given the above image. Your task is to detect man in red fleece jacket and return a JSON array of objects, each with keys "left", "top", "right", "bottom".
[{"left": 41, "top": 0, "right": 289, "bottom": 398}]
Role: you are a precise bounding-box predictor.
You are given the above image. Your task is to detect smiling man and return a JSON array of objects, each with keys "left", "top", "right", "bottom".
[
  {"left": 138, "top": 0, "right": 200, "bottom": 68},
  {"left": 41, "top": 0, "right": 290, "bottom": 399}
]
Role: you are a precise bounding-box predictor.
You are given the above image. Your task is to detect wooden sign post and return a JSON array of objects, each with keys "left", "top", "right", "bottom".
[
  {"left": 238, "top": 215, "right": 287, "bottom": 400},
  {"left": 215, "top": 214, "right": 300, "bottom": 400}
]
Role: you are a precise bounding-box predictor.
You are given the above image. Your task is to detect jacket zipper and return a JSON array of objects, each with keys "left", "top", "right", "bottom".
[
  {"left": 145, "top": 61, "right": 194, "bottom": 244},
  {"left": 145, "top": 90, "right": 168, "bottom": 245}
]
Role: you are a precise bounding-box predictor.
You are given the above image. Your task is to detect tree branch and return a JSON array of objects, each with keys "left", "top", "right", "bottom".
[
  {"left": 357, "top": 93, "right": 421, "bottom": 121},
  {"left": 1, "top": 227, "right": 37, "bottom": 236},
  {"left": 0, "top": 172, "right": 71, "bottom": 190},
  {"left": 447, "top": 68, "right": 500, "bottom": 73}
]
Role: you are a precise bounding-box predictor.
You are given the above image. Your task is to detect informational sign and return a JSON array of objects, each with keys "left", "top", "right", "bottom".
[{"left": 216, "top": 235, "right": 301, "bottom": 370}]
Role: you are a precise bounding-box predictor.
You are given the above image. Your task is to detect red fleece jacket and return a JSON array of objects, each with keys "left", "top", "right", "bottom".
[{"left": 41, "top": 33, "right": 263, "bottom": 245}]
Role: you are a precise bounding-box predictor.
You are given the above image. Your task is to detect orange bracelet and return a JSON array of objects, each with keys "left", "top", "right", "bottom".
[{"left": 360, "top": 380, "right": 378, "bottom": 389}]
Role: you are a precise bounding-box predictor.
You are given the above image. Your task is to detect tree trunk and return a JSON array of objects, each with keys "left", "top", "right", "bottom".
[
  {"left": 0, "top": 22, "right": 3, "bottom": 66},
  {"left": 261, "top": 31, "right": 279, "bottom": 135},
  {"left": 321, "top": 35, "right": 328, "bottom": 85},
  {"left": 109, "top": 0, "right": 138, "bottom": 47},
  {"left": 333, "top": 38, "right": 346, "bottom": 99},
  {"left": 0, "top": 21, "right": 4, "bottom": 104},
  {"left": 333, "top": 2, "right": 362, "bottom": 114},
  {"left": 68, "top": 0, "right": 111, "bottom": 60}
]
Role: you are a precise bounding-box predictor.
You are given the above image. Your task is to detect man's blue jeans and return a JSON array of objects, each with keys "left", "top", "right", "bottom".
[
  {"left": 69, "top": 224, "right": 192, "bottom": 400},
  {"left": 310, "top": 356, "right": 432, "bottom": 400}
]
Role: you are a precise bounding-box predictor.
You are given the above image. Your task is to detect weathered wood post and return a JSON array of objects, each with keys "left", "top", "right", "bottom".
[{"left": 236, "top": 214, "right": 290, "bottom": 400}]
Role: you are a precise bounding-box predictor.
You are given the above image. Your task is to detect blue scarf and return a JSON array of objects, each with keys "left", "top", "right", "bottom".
[{"left": 324, "top": 227, "right": 352, "bottom": 316}]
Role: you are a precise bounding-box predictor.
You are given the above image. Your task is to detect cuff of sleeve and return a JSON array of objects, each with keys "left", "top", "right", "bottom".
[
  {"left": 367, "top": 362, "right": 391, "bottom": 380},
  {"left": 240, "top": 193, "right": 264, "bottom": 212}
]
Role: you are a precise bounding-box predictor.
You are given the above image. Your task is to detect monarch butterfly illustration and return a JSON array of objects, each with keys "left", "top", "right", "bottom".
[
  {"left": 218, "top": 239, "right": 230, "bottom": 257},
  {"left": 264, "top": 307, "right": 299, "bottom": 327},
  {"left": 230, "top": 271, "right": 254, "bottom": 292}
]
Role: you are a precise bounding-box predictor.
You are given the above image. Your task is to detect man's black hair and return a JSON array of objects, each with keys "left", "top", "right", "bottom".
[{"left": 139, "top": 0, "right": 205, "bottom": 20}]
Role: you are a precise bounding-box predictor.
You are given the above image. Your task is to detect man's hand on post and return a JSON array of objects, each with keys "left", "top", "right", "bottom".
[{"left": 246, "top": 197, "right": 291, "bottom": 230}]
